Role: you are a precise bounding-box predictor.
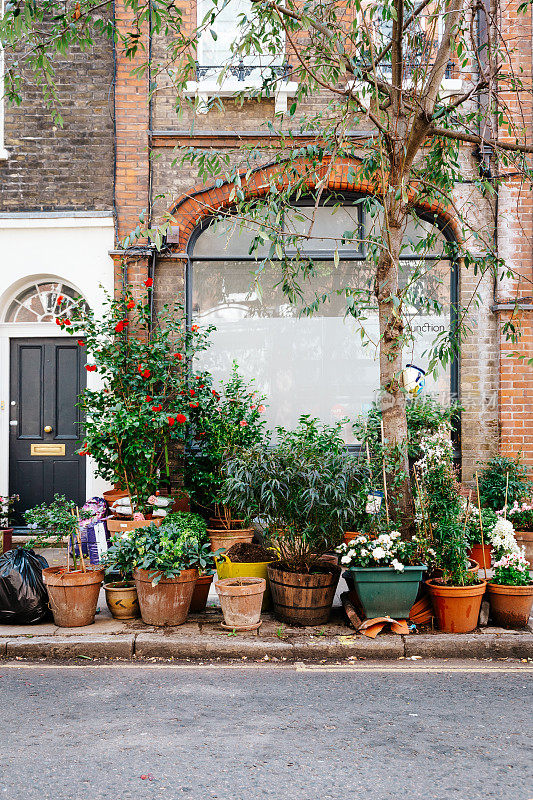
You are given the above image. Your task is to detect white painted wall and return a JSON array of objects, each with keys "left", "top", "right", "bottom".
[{"left": 0, "top": 213, "right": 115, "bottom": 503}]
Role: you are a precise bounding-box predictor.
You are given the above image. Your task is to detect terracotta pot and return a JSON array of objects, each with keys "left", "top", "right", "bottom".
[
  {"left": 431, "top": 558, "right": 479, "bottom": 580},
  {"left": 215, "top": 577, "right": 266, "bottom": 631},
  {"left": 468, "top": 543, "right": 492, "bottom": 571},
  {"left": 103, "top": 487, "right": 128, "bottom": 505},
  {"left": 343, "top": 531, "right": 361, "bottom": 546},
  {"left": 487, "top": 582, "right": 533, "bottom": 628},
  {"left": 43, "top": 566, "right": 105, "bottom": 627},
  {"left": 0, "top": 527, "right": 13, "bottom": 553},
  {"left": 207, "top": 527, "right": 254, "bottom": 553},
  {"left": 189, "top": 574, "right": 214, "bottom": 613},
  {"left": 514, "top": 531, "right": 533, "bottom": 569},
  {"left": 216, "top": 555, "right": 273, "bottom": 611},
  {"left": 208, "top": 517, "right": 247, "bottom": 530},
  {"left": 426, "top": 579, "right": 487, "bottom": 633},
  {"left": 107, "top": 517, "right": 162, "bottom": 535},
  {"left": 104, "top": 581, "right": 140, "bottom": 620},
  {"left": 267, "top": 561, "right": 341, "bottom": 626},
  {"left": 133, "top": 567, "right": 198, "bottom": 626}
]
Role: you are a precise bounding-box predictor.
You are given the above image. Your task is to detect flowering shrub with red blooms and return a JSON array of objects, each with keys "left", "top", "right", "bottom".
[
  {"left": 55, "top": 287, "right": 214, "bottom": 514},
  {"left": 183, "top": 364, "right": 267, "bottom": 520}
]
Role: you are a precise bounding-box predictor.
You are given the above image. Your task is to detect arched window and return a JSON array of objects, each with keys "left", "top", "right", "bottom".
[
  {"left": 188, "top": 200, "right": 457, "bottom": 442},
  {"left": 4, "top": 281, "right": 85, "bottom": 323}
]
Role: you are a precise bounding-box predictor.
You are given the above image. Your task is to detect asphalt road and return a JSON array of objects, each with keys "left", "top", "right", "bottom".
[{"left": 1, "top": 663, "right": 532, "bottom": 800}]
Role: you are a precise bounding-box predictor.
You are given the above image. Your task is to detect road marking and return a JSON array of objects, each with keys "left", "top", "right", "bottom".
[{"left": 0, "top": 661, "right": 531, "bottom": 674}]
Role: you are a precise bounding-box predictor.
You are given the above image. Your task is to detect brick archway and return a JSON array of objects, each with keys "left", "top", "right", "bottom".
[{"left": 168, "top": 157, "right": 462, "bottom": 250}]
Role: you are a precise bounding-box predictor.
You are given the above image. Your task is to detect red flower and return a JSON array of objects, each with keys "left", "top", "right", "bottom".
[
  {"left": 142, "top": 369, "right": 151, "bottom": 379},
  {"left": 152, "top": 404, "right": 162, "bottom": 412},
  {"left": 189, "top": 389, "right": 195, "bottom": 397},
  {"left": 189, "top": 402, "right": 199, "bottom": 408},
  {"left": 167, "top": 416, "right": 175, "bottom": 426},
  {"left": 145, "top": 278, "right": 153, "bottom": 288},
  {"left": 127, "top": 300, "right": 135, "bottom": 310},
  {"left": 173, "top": 353, "right": 183, "bottom": 360},
  {"left": 57, "top": 295, "right": 64, "bottom": 303},
  {"left": 176, "top": 414, "right": 187, "bottom": 424},
  {"left": 191, "top": 324, "right": 199, "bottom": 332},
  {"left": 77, "top": 340, "right": 85, "bottom": 346},
  {"left": 197, "top": 431, "right": 206, "bottom": 437},
  {"left": 212, "top": 390, "right": 220, "bottom": 399},
  {"left": 240, "top": 420, "right": 248, "bottom": 427},
  {"left": 122, "top": 319, "right": 129, "bottom": 326},
  {"left": 195, "top": 376, "right": 201, "bottom": 380},
  {"left": 115, "top": 322, "right": 124, "bottom": 333},
  {"left": 199, "top": 384, "right": 204, "bottom": 388},
  {"left": 146, "top": 395, "right": 152, "bottom": 402},
  {"left": 63, "top": 319, "right": 71, "bottom": 326},
  {"left": 55, "top": 318, "right": 62, "bottom": 326},
  {"left": 257, "top": 405, "right": 266, "bottom": 413},
  {"left": 85, "top": 364, "right": 97, "bottom": 372}
]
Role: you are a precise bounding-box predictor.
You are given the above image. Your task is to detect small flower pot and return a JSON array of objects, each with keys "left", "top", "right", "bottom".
[
  {"left": 514, "top": 531, "right": 533, "bottom": 569},
  {"left": 207, "top": 527, "right": 254, "bottom": 554},
  {"left": 43, "top": 566, "right": 105, "bottom": 627},
  {"left": 468, "top": 543, "right": 492, "bottom": 571},
  {"left": 216, "top": 555, "right": 273, "bottom": 611},
  {"left": 426, "top": 579, "right": 487, "bottom": 633},
  {"left": 350, "top": 565, "right": 427, "bottom": 619},
  {"left": 487, "top": 582, "right": 533, "bottom": 628},
  {"left": 0, "top": 528, "right": 13, "bottom": 554},
  {"left": 104, "top": 581, "right": 140, "bottom": 620},
  {"left": 215, "top": 577, "right": 266, "bottom": 631},
  {"left": 133, "top": 567, "right": 198, "bottom": 626},
  {"left": 189, "top": 574, "right": 214, "bottom": 613},
  {"left": 267, "top": 562, "right": 341, "bottom": 626}
]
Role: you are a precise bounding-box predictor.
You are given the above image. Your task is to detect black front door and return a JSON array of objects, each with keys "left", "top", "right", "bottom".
[{"left": 9, "top": 338, "right": 86, "bottom": 517}]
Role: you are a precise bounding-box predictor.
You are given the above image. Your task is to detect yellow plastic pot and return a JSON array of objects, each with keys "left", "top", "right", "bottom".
[{"left": 216, "top": 554, "right": 273, "bottom": 611}]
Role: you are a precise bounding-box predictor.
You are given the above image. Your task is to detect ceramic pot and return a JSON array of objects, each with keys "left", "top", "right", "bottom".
[
  {"left": 426, "top": 579, "right": 487, "bottom": 633},
  {"left": 267, "top": 561, "right": 341, "bottom": 626},
  {"left": 487, "top": 582, "right": 533, "bottom": 628},
  {"left": 207, "top": 527, "right": 254, "bottom": 553},
  {"left": 133, "top": 567, "right": 198, "bottom": 626},
  {"left": 104, "top": 581, "right": 140, "bottom": 619},
  {"left": 514, "top": 531, "right": 533, "bottom": 569},
  {"left": 350, "top": 565, "right": 426, "bottom": 619},
  {"left": 43, "top": 566, "right": 105, "bottom": 627},
  {"left": 468, "top": 543, "right": 492, "bottom": 571},
  {"left": 189, "top": 574, "right": 214, "bottom": 613},
  {"left": 215, "top": 577, "right": 266, "bottom": 631}
]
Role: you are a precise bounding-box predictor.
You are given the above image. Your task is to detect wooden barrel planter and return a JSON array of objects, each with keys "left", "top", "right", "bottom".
[{"left": 267, "top": 561, "right": 341, "bottom": 626}]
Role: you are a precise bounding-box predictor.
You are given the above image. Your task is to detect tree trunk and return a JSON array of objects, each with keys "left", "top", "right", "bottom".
[{"left": 375, "top": 215, "right": 415, "bottom": 534}]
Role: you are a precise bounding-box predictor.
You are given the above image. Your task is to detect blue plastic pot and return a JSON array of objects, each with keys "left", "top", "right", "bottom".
[{"left": 349, "top": 565, "right": 426, "bottom": 619}]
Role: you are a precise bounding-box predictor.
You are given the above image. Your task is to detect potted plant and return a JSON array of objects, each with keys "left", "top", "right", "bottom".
[
  {"left": 503, "top": 501, "right": 533, "bottom": 568},
  {"left": 464, "top": 505, "right": 498, "bottom": 570},
  {"left": 426, "top": 519, "right": 487, "bottom": 633},
  {"left": 27, "top": 497, "right": 105, "bottom": 627},
  {"left": 487, "top": 551, "right": 533, "bottom": 628},
  {"left": 215, "top": 577, "right": 266, "bottom": 631},
  {"left": 103, "top": 514, "right": 204, "bottom": 626},
  {"left": 57, "top": 286, "right": 213, "bottom": 528},
  {"left": 184, "top": 365, "right": 267, "bottom": 550},
  {"left": 336, "top": 530, "right": 426, "bottom": 619},
  {"left": 477, "top": 455, "right": 532, "bottom": 512},
  {"left": 0, "top": 494, "right": 19, "bottom": 553},
  {"left": 223, "top": 416, "right": 367, "bottom": 626}
]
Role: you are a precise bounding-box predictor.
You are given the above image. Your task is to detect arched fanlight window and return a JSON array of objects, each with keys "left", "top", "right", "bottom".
[{"left": 5, "top": 281, "right": 86, "bottom": 323}]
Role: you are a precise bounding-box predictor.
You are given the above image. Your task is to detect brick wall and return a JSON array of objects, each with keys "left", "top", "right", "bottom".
[{"left": 1, "top": 33, "right": 114, "bottom": 212}]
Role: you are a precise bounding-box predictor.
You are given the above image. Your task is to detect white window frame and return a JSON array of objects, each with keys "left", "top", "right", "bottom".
[
  {"left": 184, "top": 0, "right": 298, "bottom": 114},
  {"left": 0, "top": 0, "right": 8, "bottom": 159}
]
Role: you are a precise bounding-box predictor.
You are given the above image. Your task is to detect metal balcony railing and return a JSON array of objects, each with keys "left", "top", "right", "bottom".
[{"left": 195, "top": 59, "right": 292, "bottom": 82}]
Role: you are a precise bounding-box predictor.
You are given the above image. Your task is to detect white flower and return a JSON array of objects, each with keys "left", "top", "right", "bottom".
[
  {"left": 490, "top": 518, "right": 519, "bottom": 555},
  {"left": 341, "top": 555, "right": 351, "bottom": 565},
  {"left": 391, "top": 559, "right": 404, "bottom": 572},
  {"left": 360, "top": 548, "right": 368, "bottom": 557},
  {"left": 390, "top": 531, "right": 401, "bottom": 539},
  {"left": 373, "top": 546, "right": 386, "bottom": 561},
  {"left": 121, "top": 532, "right": 130, "bottom": 540}
]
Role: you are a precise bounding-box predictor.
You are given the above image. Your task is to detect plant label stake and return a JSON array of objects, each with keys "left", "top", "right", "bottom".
[
  {"left": 504, "top": 471, "right": 509, "bottom": 520},
  {"left": 475, "top": 472, "right": 487, "bottom": 582},
  {"left": 380, "top": 421, "right": 390, "bottom": 527}
]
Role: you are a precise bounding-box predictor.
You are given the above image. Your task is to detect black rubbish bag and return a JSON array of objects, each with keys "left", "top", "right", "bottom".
[{"left": 0, "top": 548, "right": 51, "bottom": 624}]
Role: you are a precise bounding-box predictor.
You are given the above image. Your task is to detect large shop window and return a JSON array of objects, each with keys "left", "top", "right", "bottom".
[{"left": 189, "top": 203, "right": 456, "bottom": 443}]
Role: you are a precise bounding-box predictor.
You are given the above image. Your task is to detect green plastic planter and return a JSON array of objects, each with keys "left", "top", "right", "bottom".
[{"left": 349, "top": 566, "right": 426, "bottom": 619}]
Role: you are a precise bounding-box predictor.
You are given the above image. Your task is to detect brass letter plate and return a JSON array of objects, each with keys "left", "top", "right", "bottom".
[{"left": 31, "top": 443, "right": 66, "bottom": 456}]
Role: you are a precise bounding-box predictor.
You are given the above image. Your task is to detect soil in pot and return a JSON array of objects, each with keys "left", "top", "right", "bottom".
[
  {"left": 207, "top": 527, "right": 254, "bottom": 553},
  {"left": 487, "top": 583, "right": 533, "bottom": 628},
  {"left": 104, "top": 581, "right": 140, "bottom": 620},
  {"left": 133, "top": 567, "right": 198, "bottom": 626},
  {"left": 189, "top": 574, "right": 214, "bottom": 613},
  {"left": 426, "top": 579, "right": 487, "bottom": 633},
  {"left": 43, "top": 566, "right": 105, "bottom": 627},
  {"left": 215, "top": 577, "right": 266, "bottom": 631},
  {"left": 267, "top": 561, "right": 341, "bottom": 626}
]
